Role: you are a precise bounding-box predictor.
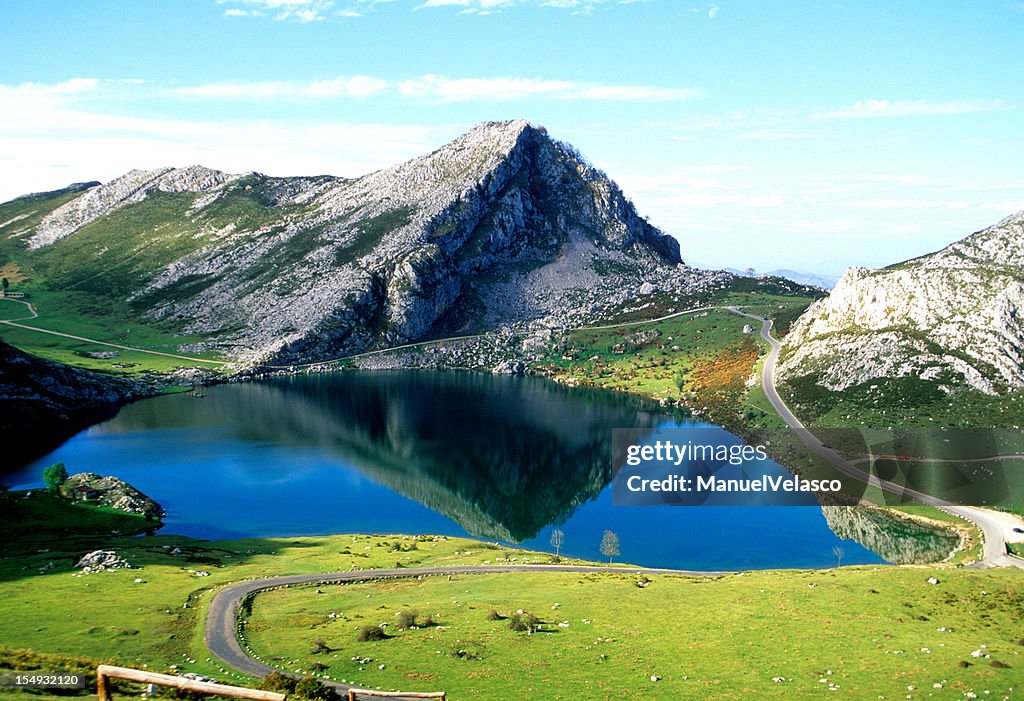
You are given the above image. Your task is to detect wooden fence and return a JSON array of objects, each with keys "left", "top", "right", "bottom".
[
  {"left": 96, "top": 665, "right": 286, "bottom": 701},
  {"left": 346, "top": 690, "right": 445, "bottom": 700}
]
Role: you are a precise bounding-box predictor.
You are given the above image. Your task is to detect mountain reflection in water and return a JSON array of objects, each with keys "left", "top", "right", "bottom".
[
  {"left": 10, "top": 371, "right": 949, "bottom": 568},
  {"left": 101, "top": 371, "right": 663, "bottom": 542}
]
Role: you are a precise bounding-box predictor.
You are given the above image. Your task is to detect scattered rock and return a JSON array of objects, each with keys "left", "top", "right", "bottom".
[{"left": 76, "top": 550, "right": 131, "bottom": 573}]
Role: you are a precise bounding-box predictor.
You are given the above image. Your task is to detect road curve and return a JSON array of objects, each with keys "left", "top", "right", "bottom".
[
  {"left": 727, "top": 307, "right": 1024, "bottom": 569},
  {"left": 205, "top": 564, "right": 725, "bottom": 694}
]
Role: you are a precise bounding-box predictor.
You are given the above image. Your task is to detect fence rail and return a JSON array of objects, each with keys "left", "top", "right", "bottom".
[
  {"left": 347, "top": 689, "right": 445, "bottom": 700},
  {"left": 96, "top": 665, "right": 286, "bottom": 701}
]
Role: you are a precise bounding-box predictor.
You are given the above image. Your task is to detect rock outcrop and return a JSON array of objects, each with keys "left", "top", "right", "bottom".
[
  {"left": 61, "top": 472, "right": 164, "bottom": 519},
  {"left": 779, "top": 210, "right": 1024, "bottom": 395}
]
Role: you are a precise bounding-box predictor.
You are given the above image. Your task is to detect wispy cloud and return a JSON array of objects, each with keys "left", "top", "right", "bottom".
[
  {"left": 0, "top": 78, "right": 445, "bottom": 201},
  {"left": 813, "top": 98, "right": 1006, "bottom": 120},
  {"left": 417, "top": 0, "right": 617, "bottom": 12},
  {"left": 219, "top": 0, "right": 336, "bottom": 22},
  {"left": 397, "top": 74, "right": 700, "bottom": 102},
  {"left": 171, "top": 74, "right": 699, "bottom": 103},
  {"left": 219, "top": 0, "right": 661, "bottom": 19},
  {"left": 175, "top": 76, "right": 390, "bottom": 99}
]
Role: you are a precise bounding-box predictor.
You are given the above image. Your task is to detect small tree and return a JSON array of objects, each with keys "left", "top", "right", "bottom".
[
  {"left": 43, "top": 462, "right": 68, "bottom": 492},
  {"left": 673, "top": 370, "right": 686, "bottom": 393},
  {"left": 1, "top": 277, "right": 8, "bottom": 295},
  {"left": 600, "top": 530, "right": 620, "bottom": 564},
  {"left": 550, "top": 528, "right": 565, "bottom": 557},
  {"left": 832, "top": 545, "right": 844, "bottom": 568}
]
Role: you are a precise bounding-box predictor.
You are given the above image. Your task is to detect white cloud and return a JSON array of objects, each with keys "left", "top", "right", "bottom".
[
  {"left": 0, "top": 78, "right": 444, "bottom": 201},
  {"left": 219, "top": 0, "right": 335, "bottom": 22},
  {"left": 175, "top": 76, "right": 389, "bottom": 99},
  {"left": 707, "top": 4, "right": 718, "bottom": 19},
  {"left": 813, "top": 99, "right": 1006, "bottom": 120},
  {"left": 397, "top": 74, "right": 700, "bottom": 102}
]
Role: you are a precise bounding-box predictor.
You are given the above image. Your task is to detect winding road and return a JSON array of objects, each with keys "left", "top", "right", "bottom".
[
  {"left": 205, "top": 564, "right": 722, "bottom": 696},
  {"left": 727, "top": 307, "right": 1024, "bottom": 569}
]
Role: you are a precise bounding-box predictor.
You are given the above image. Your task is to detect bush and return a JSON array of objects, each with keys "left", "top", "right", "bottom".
[
  {"left": 260, "top": 671, "right": 296, "bottom": 694},
  {"left": 310, "top": 637, "right": 330, "bottom": 654},
  {"left": 486, "top": 609, "right": 505, "bottom": 621},
  {"left": 293, "top": 676, "right": 338, "bottom": 701},
  {"left": 508, "top": 612, "right": 540, "bottom": 633},
  {"left": 356, "top": 624, "right": 389, "bottom": 642},
  {"left": 396, "top": 610, "right": 417, "bottom": 629}
]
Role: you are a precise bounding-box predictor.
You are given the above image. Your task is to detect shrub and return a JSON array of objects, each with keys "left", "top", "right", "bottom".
[
  {"left": 396, "top": 610, "right": 417, "bottom": 629},
  {"left": 508, "top": 612, "right": 540, "bottom": 633},
  {"left": 310, "top": 638, "right": 330, "bottom": 654},
  {"left": 486, "top": 609, "right": 505, "bottom": 621},
  {"left": 260, "top": 671, "right": 296, "bottom": 694},
  {"left": 293, "top": 676, "right": 338, "bottom": 701},
  {"left": 356, "top": 624, "right": 389, "bottom": 642}
]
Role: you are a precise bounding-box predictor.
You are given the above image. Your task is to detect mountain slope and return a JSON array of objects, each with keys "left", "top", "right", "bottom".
[
  {"left": 3, "top": 120, "right": 690, "bottom": 366},
  {"left": 778, "top": 211, "right": 1024, "bottom": 398}
]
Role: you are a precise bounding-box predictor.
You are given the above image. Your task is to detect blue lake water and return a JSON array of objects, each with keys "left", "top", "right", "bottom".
[{"left": 7, "top": 371, "right": 888, "bottom": 570}]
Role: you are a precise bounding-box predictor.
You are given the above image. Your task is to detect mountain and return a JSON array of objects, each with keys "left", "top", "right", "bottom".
[
  {"left": 717, "top": 267, "right": 835, "bottom": 289},
  {"left": 766, "top": 269, "right": 837, "bottom": 289},
  {"left": 778, "top": 210, "right": 1024, "bottom": 396},
  {"left": 4, "top": 120, "right": 693, "bottom": 366}
]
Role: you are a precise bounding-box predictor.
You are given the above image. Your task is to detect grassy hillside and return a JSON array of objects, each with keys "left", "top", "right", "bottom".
[{"left": 0, "top": 187, "right": 232, "bottom": 376}]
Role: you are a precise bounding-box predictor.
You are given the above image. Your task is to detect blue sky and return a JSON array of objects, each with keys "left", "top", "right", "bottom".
[{"left": 2, "top": 1, "right": 1022, "bottom": 273}]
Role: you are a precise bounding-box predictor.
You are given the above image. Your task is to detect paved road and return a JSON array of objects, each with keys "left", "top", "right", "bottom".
[
  {"left": 727, "top": 306, "right": 1024, "bottom": 569},
  {"left": 205, "top": 564, "right": 724, "bottom": 697}
]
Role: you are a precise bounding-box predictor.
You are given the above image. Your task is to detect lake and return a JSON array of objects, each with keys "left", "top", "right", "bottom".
[{"left": 7, "top": 370, "right": 908, "bottom": 570}]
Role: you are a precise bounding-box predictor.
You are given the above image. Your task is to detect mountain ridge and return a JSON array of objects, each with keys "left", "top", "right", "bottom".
[
  {"left": 778, "top": 209, "right": 1024, "bottom": 396},
  {"left": 3, "top": 120, "right": 700, "bottom": 367}
]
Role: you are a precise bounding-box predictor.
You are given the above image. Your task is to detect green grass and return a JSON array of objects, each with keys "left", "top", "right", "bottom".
[
  {"left": 0, "top": 518, "right": 568, "bottom": 685},
  {"left": 0, "top": 185, "right": 248, "bottom": 376},
  {"left": 780, "top": 373, "right": 1024, "bottom": 431},
  {"left": 242, "top": 568, "right": 1024, "bottom": 700},
  {"left": 0, "top": 491, "right": 159, "bottom": 558},
  {"left": 532, "top": 309, "right": 753, "bottom": 405},
  {"left": 0, "top": 487, "right": 1014, "bottom": 700}
]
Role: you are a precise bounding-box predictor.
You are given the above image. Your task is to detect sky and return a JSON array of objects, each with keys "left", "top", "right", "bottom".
[{"left": 2, "top": 0, "right": 1022, "bottom": 274}]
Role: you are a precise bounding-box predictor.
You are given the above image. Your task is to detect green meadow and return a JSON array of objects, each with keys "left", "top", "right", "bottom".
[
  {"left": 0, "top": 490, "right": 1020, "bottom": 701},
  {"left": 242, "top": 568, "right": 1024, "bottom": 700}
]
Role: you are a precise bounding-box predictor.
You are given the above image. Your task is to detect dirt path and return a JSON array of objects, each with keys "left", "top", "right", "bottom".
[{"left": 0, "top": 297, "right": 227, "bottom": 367}]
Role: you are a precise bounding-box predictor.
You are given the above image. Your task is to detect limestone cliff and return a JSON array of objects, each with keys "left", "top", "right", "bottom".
[{"left": 779, "top": 211, "right": 1024, "bottom": 395}]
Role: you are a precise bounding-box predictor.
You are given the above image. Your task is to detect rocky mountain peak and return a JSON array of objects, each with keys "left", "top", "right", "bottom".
[
  {"left": 779, "top": 209, "right": 1024, "bottom": 396},
  {"left": 9, "top": 121, "right": 695, "bottom": 365}
]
